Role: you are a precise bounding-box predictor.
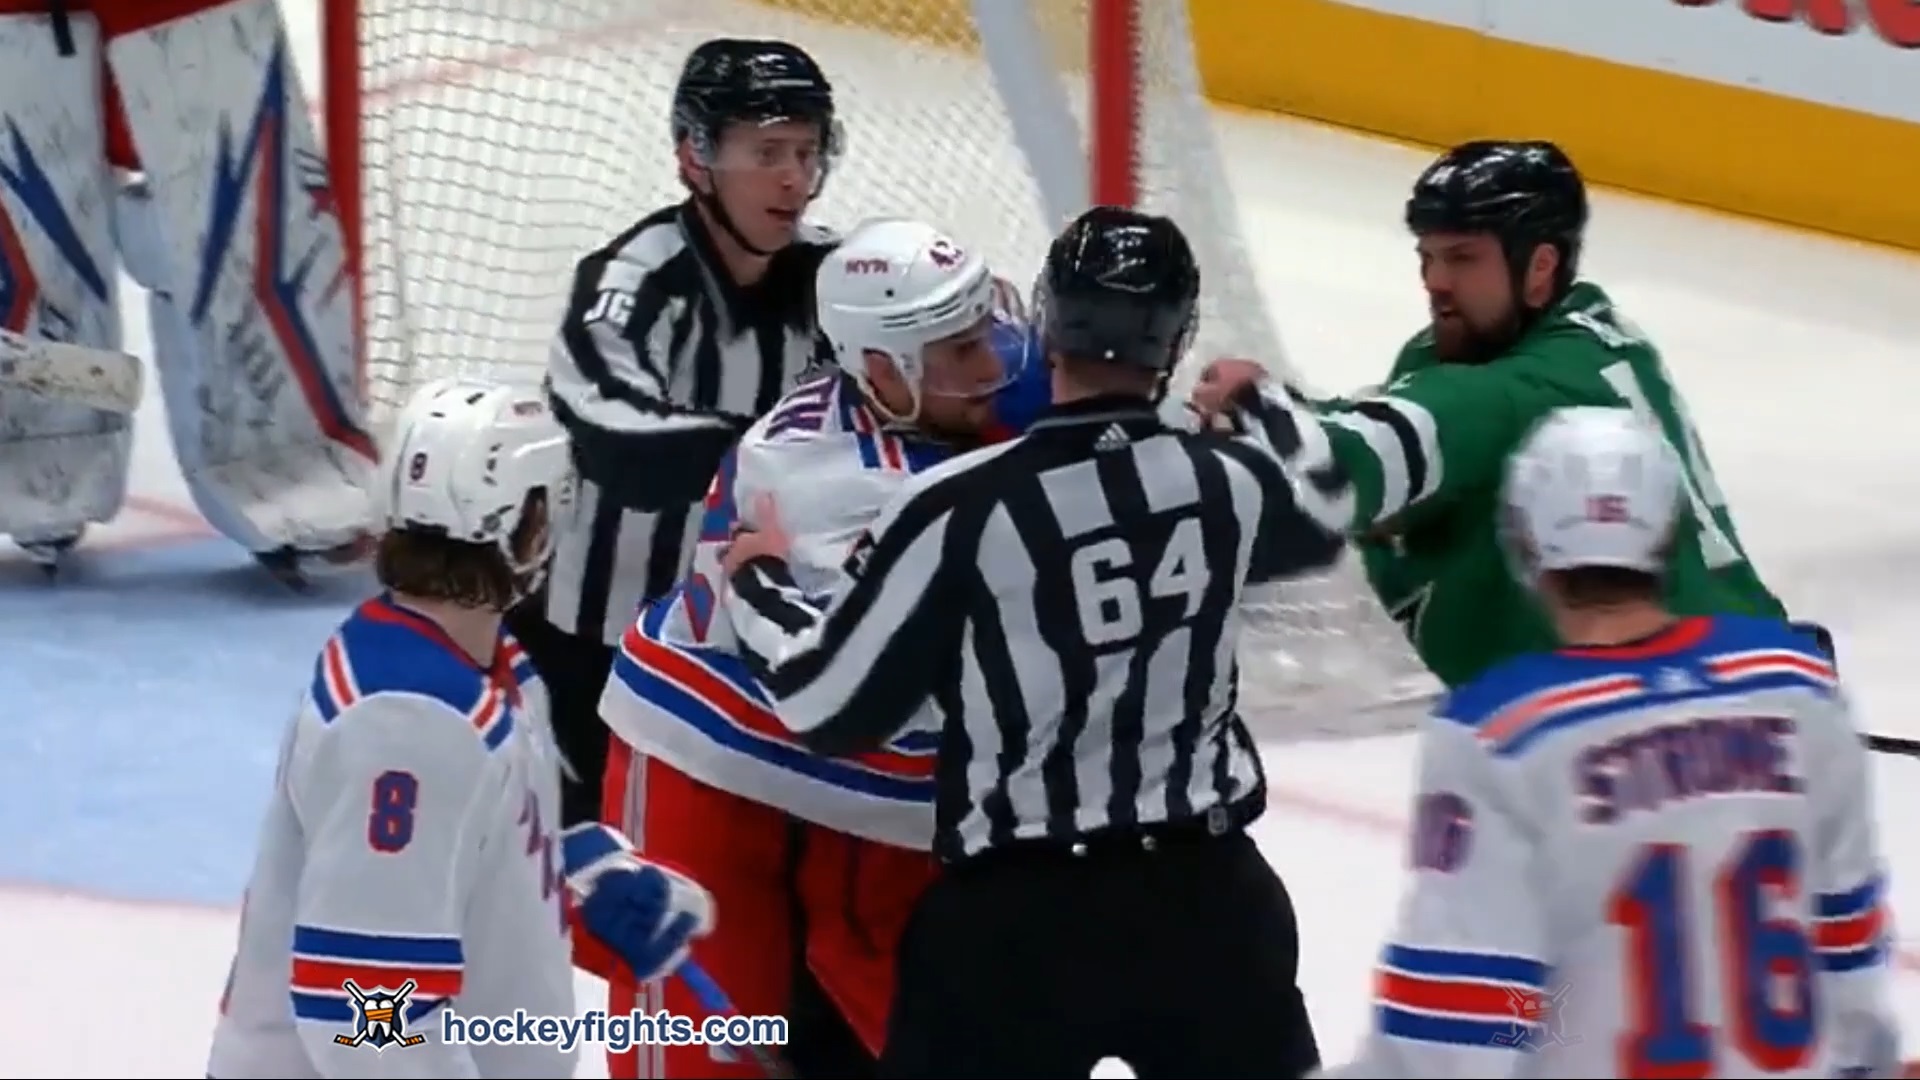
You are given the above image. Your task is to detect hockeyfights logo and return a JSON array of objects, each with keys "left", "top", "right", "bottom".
[
  {"left": 1492, "top": 982, "right": 1583, "bottom": 1052},
  {"left": 334, "top": 978, "right": 428, "bottom": 1052},
  {"left": 323, "top": 976, "right": 790, "bottom": 1057}
]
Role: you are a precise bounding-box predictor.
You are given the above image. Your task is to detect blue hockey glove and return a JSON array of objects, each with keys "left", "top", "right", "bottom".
[{"left": 561, "top": 823, "right": 714, "bottom": 981}]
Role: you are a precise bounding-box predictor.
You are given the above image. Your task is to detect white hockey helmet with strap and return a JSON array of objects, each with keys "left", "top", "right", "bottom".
[
  {"left": 378, "top": 378, "right": 574, "bottom": 579},
  {"left": 1502, "top": 405, "right": 1684, "bottom": 578},
  {"left": 815, "top": 217, "right": 1013, "bottom": 420}
]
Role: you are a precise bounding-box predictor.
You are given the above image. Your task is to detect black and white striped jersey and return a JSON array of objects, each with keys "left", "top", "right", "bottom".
[
  {"left": 721, "top": 384, "right": 1353, "bottom": 862},
  {"left": 542, "top": 202, "right": 835, "bottom": 644}
]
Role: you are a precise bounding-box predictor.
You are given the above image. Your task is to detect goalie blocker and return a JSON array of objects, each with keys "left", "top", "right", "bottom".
[{"left": 0, "top": 0, "right": 371, "bottom": 572}]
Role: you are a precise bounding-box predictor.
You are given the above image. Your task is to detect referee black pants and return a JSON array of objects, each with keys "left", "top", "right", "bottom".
[
  {"left": 505, "top": 600, "right": 615, "bottom": 828},
  {"left": 880, "top": 827, "right": 1319, "bottom": 1078}
]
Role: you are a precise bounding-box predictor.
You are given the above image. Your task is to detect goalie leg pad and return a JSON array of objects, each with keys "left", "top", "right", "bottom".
[
  {"left": 118, "top": 177, "right": 316, "bottom": 552},
  {"left": 100, "top": 0, "right": 373, "bottom": 554},
  {"left": 0, "top": 11, "right": 133, "bottom": 544}
]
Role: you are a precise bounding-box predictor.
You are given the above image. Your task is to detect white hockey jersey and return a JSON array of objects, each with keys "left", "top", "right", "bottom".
[
  {"left": 208, "top": 596, "right": 574, "bottom": 1079},
  {"left": 1320, "top": 615, "right": 1898, "bottom": 1080},
  {"left": 599, "top": 372, "right": 951, "bottom": 850}
]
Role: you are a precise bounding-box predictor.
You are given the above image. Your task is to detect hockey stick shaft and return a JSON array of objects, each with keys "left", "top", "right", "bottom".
[
  {"left": 678, "top": 961, "right": 795, "bottom": 1079},
  {"left": 0, "top": 327, "right": 143, "bottom": 413},
  {"left": 1865, "top": 732, "right": 1920, "bottom": 758}
]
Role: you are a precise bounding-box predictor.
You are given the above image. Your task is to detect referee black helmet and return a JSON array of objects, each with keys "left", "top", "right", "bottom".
[{"left": 1034, "top": 205, "right": 1200, "bottom": 374}]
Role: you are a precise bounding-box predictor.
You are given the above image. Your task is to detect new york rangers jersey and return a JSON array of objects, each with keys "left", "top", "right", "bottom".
[
  {"left": 1321, "top": 615, "right": 1898, "bottom": 1079},
  {"left": 600, "top": 371, "right": 970, "bottom": 850},
  {"left": 208, "top": 596, "right": 573, "bottom": 1079}
]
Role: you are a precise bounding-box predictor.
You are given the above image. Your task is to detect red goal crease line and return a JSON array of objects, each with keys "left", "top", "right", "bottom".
[
  {"left": 7, "top": 787, "right": 1919, "bottom": 979},
  {"left": 340, "top": 13, "right": 667, "bottom": 112}
]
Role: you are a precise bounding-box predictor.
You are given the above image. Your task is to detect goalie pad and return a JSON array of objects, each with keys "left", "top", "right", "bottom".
[
  {"left": 102, "top": 0, "right": 373, "bottom": 554},
  {"left": 0, "top": 11, "right": 132, "bottom": 546}
]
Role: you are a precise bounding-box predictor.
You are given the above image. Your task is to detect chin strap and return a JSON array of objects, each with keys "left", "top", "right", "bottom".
[
  {"left": 689, "top": 154, "right": 833, "bottom": 258},
  {"left": 694, "top": 188, "right": 779, "bottom": 258}
]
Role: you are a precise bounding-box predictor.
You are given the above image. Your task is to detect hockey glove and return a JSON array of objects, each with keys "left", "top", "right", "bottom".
[{"left": 561, "top": 823, "right": 715, "bottom": 981}]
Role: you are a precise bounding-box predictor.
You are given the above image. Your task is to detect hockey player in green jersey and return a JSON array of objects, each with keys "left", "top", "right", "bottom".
[{"left": 1197, "top": 139, "right": 1792, "bottom": 688}]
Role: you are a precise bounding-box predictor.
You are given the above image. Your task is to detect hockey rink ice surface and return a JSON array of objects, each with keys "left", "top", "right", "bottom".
[{"left": 5, "top": 5, "right": 1920, "bottom": 1077}]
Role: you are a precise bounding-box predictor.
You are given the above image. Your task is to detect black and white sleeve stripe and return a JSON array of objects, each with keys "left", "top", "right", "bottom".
[
  {"left": 723, "top": 492, "right": 964, "bottom": 756},
  {"left": 545, "top": 218, "right": 742, "bottom": 510},
  {"left": 1217, "top": 382, "right": 1354, "bottom": 582}
]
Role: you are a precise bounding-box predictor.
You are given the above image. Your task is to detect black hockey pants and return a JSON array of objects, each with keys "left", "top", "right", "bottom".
[
  {"left": 504, "top": 600, "right": 615, "bottom": 828},
  {"left": 880, "top": 826, "right": 1321, "bottom": 1078}
]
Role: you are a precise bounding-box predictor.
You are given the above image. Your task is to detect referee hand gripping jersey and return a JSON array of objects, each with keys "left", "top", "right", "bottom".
[
  {"left": 508, "top": 37, "right": 841, "bottom": 828},
  {"left": 719, "top": 206, "right": 1350, "bottom": 1078}
]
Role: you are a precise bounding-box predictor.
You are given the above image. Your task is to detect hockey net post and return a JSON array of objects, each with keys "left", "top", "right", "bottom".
[{"left": 321, "top": 0, "right": 1441, "bottom": 739}]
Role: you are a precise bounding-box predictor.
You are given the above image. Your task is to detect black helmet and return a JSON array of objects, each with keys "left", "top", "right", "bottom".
[
  {"left": 1406, "top": 140, "right": 1588, "bottom": 299},
  {"left": 1035, "top": 206, "right": 1199, "bottom": 373},
  {"left": 671, "top": 39, "right": 840, "bottom": 165}
]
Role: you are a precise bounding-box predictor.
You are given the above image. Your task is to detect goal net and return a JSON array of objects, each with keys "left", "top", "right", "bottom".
[{"left": 322, "top": 0, "right": 1441, "bottom": 739}]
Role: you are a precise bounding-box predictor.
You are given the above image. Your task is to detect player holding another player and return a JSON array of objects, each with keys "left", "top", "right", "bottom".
[
  {"left": 0, "top": 1, "right": 372, "bottom": 581},
  {"left": 596, "top": 218, "right": 1037, "bottom": 1079},
  {"left": 1197, "top": 140, "right": 1802, "bottom": 691},
  {"left": 718, "top": 207, "right": 1343, "bottom": 1078},
  {"left": 1313, "top": 406, "right": 1899, "bottom": 1079},
  {"left": 207, "top": 379, "right": 714, "bottom": 1078}
]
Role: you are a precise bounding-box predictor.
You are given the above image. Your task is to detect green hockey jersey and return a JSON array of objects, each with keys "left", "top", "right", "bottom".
[{"left": 1314, "top": 282, "right": 1785, "bottom": 687}]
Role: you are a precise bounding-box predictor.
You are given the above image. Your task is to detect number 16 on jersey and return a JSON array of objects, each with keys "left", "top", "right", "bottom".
[{"left": 1610, "top": 830, "right": 1816, "bottom": 1078}]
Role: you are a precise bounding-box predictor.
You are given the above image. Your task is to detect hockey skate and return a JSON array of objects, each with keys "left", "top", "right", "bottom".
[
  {"left": 14, "top": 529, "right": 83, "bottom": 579},
  {"left": 253, "top": 534, "right": 374, "bottom": 592}
]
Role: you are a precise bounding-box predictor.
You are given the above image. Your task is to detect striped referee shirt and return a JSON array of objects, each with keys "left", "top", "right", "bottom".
[
  {"left": 722, "top": 383, "right": 1354, "bottom": 862},
  {"left": 543, "top": 202, "right": 835, "bottom": 644}
]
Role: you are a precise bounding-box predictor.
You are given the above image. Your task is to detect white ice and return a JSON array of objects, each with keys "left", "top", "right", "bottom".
[{"left": 5, "top": 1, "right": 1920, "bottom": 1076}]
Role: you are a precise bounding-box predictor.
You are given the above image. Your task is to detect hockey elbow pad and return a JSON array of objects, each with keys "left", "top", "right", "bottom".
[{"left": 560, "top": 823, "right": 715, "bottom": 981}]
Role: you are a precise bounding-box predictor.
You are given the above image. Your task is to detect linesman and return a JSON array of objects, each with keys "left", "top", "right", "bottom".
[{"left": 718, "top": 205, "right": 1348, "bottom": 1077}]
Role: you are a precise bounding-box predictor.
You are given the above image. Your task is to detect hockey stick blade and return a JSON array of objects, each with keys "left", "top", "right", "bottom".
[
  {"left": 0, "top": 327, "right": 143, "bottom": 413},
  {"left": 677, "top": 961, "right": 795, "bottom": 1079},
  {"left": 1864, "top": 732, "right": 1920, "bottom": 758}
]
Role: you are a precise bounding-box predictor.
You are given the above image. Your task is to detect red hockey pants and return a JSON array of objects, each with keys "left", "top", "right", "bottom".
[{"left": 599, "top": 739, "right": 938, "bottom": 1078}]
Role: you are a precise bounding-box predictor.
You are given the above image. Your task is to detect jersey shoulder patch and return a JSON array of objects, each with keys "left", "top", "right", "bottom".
[{"left": 310, "top": 598, "right": 515, "bottom": 752}]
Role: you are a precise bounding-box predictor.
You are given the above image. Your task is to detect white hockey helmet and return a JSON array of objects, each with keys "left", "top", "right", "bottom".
[
  {"left": 379, "top": 378, "right": 574, "bottom": 579},
  {"left": 1501, "top": 405, "right": 1684, "bottom": 580},
  {"left": 815, "top": 217, "right": 1015, "bottom": 419}
]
